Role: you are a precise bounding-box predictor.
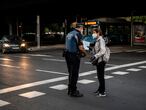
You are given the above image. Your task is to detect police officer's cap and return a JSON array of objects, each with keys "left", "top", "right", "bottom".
[{"left": 71, "top": 22, "right": 84, "bottom": 28}]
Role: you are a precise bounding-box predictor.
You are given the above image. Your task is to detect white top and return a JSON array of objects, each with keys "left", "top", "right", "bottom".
[{"left": 93, "top": 36, "right": 106, "bottom": 63}]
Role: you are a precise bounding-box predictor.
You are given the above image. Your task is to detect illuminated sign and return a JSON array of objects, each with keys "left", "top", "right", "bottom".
[{"left": 85, "top": 21, "right": 97, "bottom": 25}]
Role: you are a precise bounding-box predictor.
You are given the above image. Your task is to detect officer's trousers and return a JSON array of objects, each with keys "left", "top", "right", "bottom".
[{"left": 65, "top": 52, "right": 80, "bottom": 92}]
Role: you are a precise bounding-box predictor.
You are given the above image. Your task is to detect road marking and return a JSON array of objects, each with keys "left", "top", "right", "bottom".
[
  {"left": 106, "top": 63, "right": 119, "bottom": 66},
  {"left": 105, "top": 61, "right": 146, "bottom": 71},
  {"left": 49, "top": 84, "right": 68, "bottom": 90},
  {"left": 19, "top": 91, "right": 46, "bottom": 98},
  {"left": 137, "top": 50, "right": 146, "bottom": 53},
  {"left": 112, "top": 71, "right": 129, "bottom": 75},
  {"left": 14, "top": 56, "right": 30, "bottom": 59},
  {"left": 28, "top": 54, "right": 53, "bottom": 57},
  {"left": 42, "top": 58, "right": 65, "bottom": 62},
  {"left": 36, "top": 69, "right": 68, "bottom": 75},
  {"left": 0, "top": 76, "right": 68, "bottom": 94},
  {"left": 94, "top": 75, "right": 114, "bottom": 79},
  {"left": 0, "top": 64, "right": 20, "bottom": 68},
  {"left": 104, "top": 75, "right": 114, "bottom": 79},
  {"left": 126, "top": 68, "right": 142, "bottom": 72},
  {"left": 0, "top": 60, "right": 146, "bottom": 94},
  {"left": 0, "top": 100, "right": 10, "bottom": 107},
  {"left": 110, "top": 49, "right": 146, "bottom": 53},
  {"left": 0, "top": 58, "right": 13, "bottom": 61},
  {"left": 84, "top": 62, "right": 119, "bottom": 66},
  {"left": 138, "top": 66, "right": 146, "bottom": 69},
  {"left": 78, "top": 79, "right": 95, "bottom": 84},
  {"left": 125, "top": 49, "right": 144, "bottom": 52}
]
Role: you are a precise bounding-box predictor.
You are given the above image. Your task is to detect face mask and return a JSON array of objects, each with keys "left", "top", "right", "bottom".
[
  {"left": 92, "top": 33, "right": 97, "bottom": 39},
  {"left": 80, "top": 29, "right": 83, "bottom": 34}
]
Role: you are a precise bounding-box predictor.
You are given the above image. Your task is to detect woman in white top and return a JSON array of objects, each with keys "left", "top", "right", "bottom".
[{"left": 91, "top": 28, "right": 107, "bottom": 97}]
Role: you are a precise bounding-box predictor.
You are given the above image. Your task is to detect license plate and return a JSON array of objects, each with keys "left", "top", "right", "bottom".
[{"left": 12, "top": 47, "right": 19, "bottom": 49}]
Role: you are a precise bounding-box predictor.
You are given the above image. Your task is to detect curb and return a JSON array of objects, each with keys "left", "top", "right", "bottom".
[{"left": 28, "top": 44, "right": 146, "bottom": 52}]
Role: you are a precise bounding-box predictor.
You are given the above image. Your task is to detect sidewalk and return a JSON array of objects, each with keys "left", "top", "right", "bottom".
[
  {"left": 28, "top": 44, "right": 146, "bottom": 53},
  {"left": 28, "top": 44, "right": 65, "bottom": 51}
]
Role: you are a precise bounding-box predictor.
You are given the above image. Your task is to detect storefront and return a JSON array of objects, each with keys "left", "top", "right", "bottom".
[
  {"left": 132, "top": 16, "right": 146, "bottom": 46},
  {"left": 133, "top": 23, "right": 146, "bottom": 45}
]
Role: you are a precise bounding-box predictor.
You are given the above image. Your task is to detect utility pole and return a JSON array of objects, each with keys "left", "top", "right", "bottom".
[
  {"left": 16, "top": 18, "right": 19, "bottom": 36},
  {"left": 9, "top": 23, "right": 12, "bottom": 36},
  {"left": 36, "top": 15, "right": 40, "bottom": 48},
  {"left": 131, "top": 10, "right": 135, "bottom": 47}
]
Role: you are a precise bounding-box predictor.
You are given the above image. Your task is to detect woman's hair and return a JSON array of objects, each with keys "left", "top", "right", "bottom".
[{"left": 93, "top": 28, "right": 103, "bottom": 36}]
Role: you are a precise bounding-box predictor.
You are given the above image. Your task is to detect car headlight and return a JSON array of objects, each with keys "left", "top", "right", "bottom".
[
  {"left": 3, "top": 43, "right": 10, "bottom": 47},
  {"left": 20, "top": 43, "right": 26, "bottom": 47}
]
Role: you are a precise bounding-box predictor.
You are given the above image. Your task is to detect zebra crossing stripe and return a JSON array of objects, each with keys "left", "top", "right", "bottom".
[
  {"left": 19, "top": 91, "right": 46, "bottom": 98},
  {"left": 0, "top": 100, "right": 10, "bottom": 107},
  {"left": 126, "top": 68, "right": 142, "bottom": 72},
  {"left": 0, "top": 61, "right": 146, "bottom": 94}
]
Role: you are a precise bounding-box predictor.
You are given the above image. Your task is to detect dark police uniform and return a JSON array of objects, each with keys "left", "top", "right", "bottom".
[{"left": 65, "top": 28, "right": 84, "bottom": 97}]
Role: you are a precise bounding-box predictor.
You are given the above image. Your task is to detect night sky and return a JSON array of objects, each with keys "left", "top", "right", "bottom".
[{"left": 0, "top": 0, "right": 146, "bottom": 36}]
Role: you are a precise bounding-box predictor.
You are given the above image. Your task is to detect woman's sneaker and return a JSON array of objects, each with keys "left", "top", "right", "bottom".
[
  {"left": 96, "top": 92, "right": 107, "bottom": 97},
  {"left": 94, "top": 90, "right": 106, "bottom": 95}
]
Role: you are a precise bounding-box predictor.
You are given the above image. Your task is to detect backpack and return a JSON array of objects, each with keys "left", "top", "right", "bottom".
[{"left": 103, "top": 46, "right": 110, "bottom": 63}]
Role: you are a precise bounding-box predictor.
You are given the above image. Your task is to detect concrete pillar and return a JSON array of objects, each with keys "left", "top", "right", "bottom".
[
  {"left": 9, "top": 23, "right": 13, "bottom": 35},
  {"left": 36, "top": 15, "right": 40, "bottom": 48}
]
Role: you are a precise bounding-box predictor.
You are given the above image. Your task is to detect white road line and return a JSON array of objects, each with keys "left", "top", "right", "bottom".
[
  {"left": 0, "top": 58, "right": 13, "bottom": 61},
  {"left": 112, "top": 71, "right": 129, "bottom": 75},
  {"left": 0, "top": 60, "right": 146, "bottom": 94},
  {"left": 78, "top": 79, "right": 95, "bottom": 84},
  {"left": 28, "top": 54, "right": 53, "bottom": 57},
  {"left": 0, "top": 100, "right": 10, "bottom": 107},
  {"left": 126, "top": 68, "right": 142, "bottom": 72},
  {"left": 105, "top": 61, "right": 146, "bottom": 71},
  {"left": 138, "top": 66, "right": 146, "bottom": 69},
  {"left": 84, "top": 62, "right": 118, "bottom": 66},
  {"left": 125, "top": 49, "right": 144, "bottom": 52},
  {"left": 0, "top": 64, "right": 20, "bottom": 68},
  {"left": 49, "top": 84, "right": 68, "bottom": 90},
  {"left": 36, "top": 69, "right": 68, "bottom": 75},
  {"left": 106, "top": 63, "right": 119, "bottom": 66},
  {"left": 19, "top": 91, "right": 46, "bottom": 98},
  {"left": 137, "top": 50, "right": 146, "bottom": 53},
  {"left": 14, "top": 56, "right": 30, "bottom": 59},
  {"left": 0, "top": 76, "right": 68, "bottom": 94},
  {"left": 42, "top": 58, "right": 65, "bottom": 62}
]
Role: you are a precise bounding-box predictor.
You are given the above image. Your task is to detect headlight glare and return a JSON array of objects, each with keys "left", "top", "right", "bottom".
[
  {"left": 21, "top": 43, "right": 26, "bottom": 47},
  {"left": 3, "top": 43, "right": 10, "bottom": 47}
]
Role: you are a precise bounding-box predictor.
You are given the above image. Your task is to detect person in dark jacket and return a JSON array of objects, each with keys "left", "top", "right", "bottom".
[{"left": 64, "top": 22, "right": 86, "bottom": 97}]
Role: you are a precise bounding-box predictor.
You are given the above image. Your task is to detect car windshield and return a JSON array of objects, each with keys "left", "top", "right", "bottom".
[{"left": 2, "top": 36, "right": 21, "bottom": 44}]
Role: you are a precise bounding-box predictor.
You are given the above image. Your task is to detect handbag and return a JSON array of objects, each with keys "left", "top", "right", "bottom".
[{"left": 90, "top": 56, "right": 98, "bottom": 65}]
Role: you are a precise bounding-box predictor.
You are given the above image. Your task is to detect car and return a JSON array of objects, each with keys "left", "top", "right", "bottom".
[{"left": 0, "top": 35, "right": 28, "bottom": 54}]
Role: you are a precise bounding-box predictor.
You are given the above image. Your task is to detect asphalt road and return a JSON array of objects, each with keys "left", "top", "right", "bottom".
[{"left": 0, "top": 48, "right": 146, "bottom": 110}]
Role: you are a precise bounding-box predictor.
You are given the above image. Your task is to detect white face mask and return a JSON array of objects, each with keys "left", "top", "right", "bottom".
[
  {"left": 92, "top": 33, "right": 97, "bottom": 39},
  {"left": 80, "top": 29, "right": 83, "bottom": 34}
]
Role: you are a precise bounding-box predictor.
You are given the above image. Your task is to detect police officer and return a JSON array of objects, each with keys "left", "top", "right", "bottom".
[{"left": 64, "top": 22, "right": 86, "bottom": 97}]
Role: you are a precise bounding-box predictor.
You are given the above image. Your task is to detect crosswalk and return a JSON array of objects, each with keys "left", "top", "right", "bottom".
[
  {"left": 0, "top": 53, "right": 146, "bottom": 107},
  {"left": 0, "top": 63, "right": 145, "bottom": 107}
]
